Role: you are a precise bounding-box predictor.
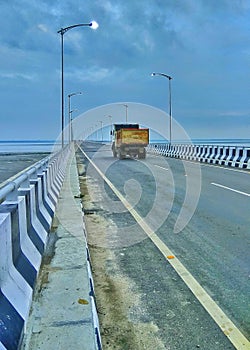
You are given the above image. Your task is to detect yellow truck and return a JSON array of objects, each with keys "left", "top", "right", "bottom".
[{"left": 111, "top": 124, "right": 149, "bottom": 159}]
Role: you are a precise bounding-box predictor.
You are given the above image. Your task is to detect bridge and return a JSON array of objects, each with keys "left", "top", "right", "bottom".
[{"left": 0, "top": 142, "right": 249, "bottom": 349}]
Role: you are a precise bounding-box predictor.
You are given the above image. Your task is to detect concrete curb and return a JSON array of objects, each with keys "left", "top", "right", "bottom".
[{"left": 20, "top": 151, "right": 102, "bottom": 350}]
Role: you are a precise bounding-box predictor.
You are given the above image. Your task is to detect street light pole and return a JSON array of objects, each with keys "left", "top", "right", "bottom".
[
  {"left": 99, "top": 121, "right": 103, "bottom": 142},
  {"left": 69, "top": 109, "right": 78, "bottom": 141},
  {"left": 151, "top": 72, "right": 173, "bottom": 146},
  {"left": 123, "top": 104, "right": 128, "bottom": 123},
  {"left": 57, "top": 21, "right": 98, "bottom": 148},
  {"left": 68, "top": 92, "right": 82, "bottom": 143},
  {"left": 106, "top": 115, "right": 113, "bottom": 142},
  {"left": 59, "top": 31, "right": 65, "bottom": 147}
]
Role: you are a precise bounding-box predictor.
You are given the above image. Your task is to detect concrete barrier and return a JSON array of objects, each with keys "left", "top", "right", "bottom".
[
  {"left": 86, "top": 247, "right": 102, "bottom": 349},
  {"left": 20, "top": 147, "right": 102, "bottom": 350},
  {"left": 219, "top": 147, "right": 229, "bottom": 165},
  {"left": 147, "top": 144, "right": 250, "bottom": 170},
  {"left": 241, "top": 148, "right": 250, "bottom": 169},
  {"left": 0, "top": 146, "right": 70, "bottom": 350},
  {"left": 225, "top": 147, "right": 235, "bottom": 166},
  {"left": 213, "top": 146, "right": 223, "bottom": 164},
  {"left": 231, "top": 147, "right": 243, "bottom": 168}
]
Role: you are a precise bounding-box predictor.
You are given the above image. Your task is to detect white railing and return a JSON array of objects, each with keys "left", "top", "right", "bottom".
[
  {"left": 147, "top": 144, "right": 250, "bottom": 169},
  {"left": 0, "top": 145, "right": 71, "bottom": 350}
]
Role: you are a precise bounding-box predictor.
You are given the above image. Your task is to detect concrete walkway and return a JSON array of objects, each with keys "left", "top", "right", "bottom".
[{"left": 21, "top": 151, "right": 100, "bottom": 350}]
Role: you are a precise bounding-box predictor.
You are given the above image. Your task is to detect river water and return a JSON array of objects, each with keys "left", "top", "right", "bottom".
[
  {"left": 0, "top": 141, "right": 55, "bottom": 185},
  {"left": 0, "top": 153, "right": 50, "bottom": 185}
]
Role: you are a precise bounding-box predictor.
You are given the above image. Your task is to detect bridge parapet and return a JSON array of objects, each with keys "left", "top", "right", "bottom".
[
  {"left": 0, "top": 146, "right": 70, "bottom": 349},
  {"left": 148, "top": 144, "right": 250, "bottom": 169}
]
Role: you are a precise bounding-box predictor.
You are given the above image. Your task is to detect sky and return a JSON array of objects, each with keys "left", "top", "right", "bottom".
[{"left": 0, "top": 0, "right": 250, "bottom": 141}]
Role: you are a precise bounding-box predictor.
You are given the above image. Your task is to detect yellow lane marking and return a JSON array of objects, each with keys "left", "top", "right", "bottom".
[{"left": 78, "top": 145, "right": 250, "bottom": 349}]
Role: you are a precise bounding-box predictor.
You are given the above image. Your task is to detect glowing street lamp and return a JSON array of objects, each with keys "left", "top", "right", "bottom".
[
  {"left": 57, "top": 21, "right": 98, "bottom": 147},
  {"left": 151, "top": 72, "right": 173, "bottom": 146}
]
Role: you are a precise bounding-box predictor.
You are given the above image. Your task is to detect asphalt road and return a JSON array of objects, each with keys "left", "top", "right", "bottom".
[{"left": 77, "top": 142, "right": 250, "bottom": 350}]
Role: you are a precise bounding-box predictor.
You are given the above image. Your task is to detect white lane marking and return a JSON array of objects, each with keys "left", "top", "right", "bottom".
[
  {"left": 211, "top": 182, "right": 250, "bottom": 197},
  {"left": 78, "top": 144, "right": 250, "bottom": 350},
  {"left": 154, "top": 163, "right": 187, "bottom": 176},
  {"left": 154, "top": 164, "right": 187, "bottom": 176},
  {"left": 154, "top": 165, "right": 168, "bottom": 171},
  {"left": 199, "top": 162, "right": 250, "bottom": 174},
  {"left": 149, "top": 154, "right": 250, "bottom": 175}
]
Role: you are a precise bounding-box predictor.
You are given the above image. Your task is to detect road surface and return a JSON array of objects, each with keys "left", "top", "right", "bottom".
[{"left": 76, "top": 142, "right": 250, "bottom": 350}]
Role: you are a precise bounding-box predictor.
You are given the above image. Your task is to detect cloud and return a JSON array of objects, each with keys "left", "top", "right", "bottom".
[
  {"left": 37, "top": 24, "right": 49, "bottom": 33},
  {"left": 99, "top": 0, "right": 123, "bottom": 21},
  {"left": 65, "top": 66, "right": 114, "bottom": 82},
  {"left": 0, "top": 72, "right": 36, "bottom": 81},
  {"left": 218, "top": 110, "right": 250, "bottom": 118},
  {"left": 0, "top": 0, "right": 249, "bottom": 140}
]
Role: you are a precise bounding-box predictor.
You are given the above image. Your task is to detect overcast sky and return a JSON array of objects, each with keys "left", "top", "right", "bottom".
[{"left": 0, "top": 0, "right": 249, "bottom": 141}]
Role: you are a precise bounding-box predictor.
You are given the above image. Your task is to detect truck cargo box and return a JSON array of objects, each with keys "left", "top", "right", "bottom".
[{"left": 116, "top": 128, "right": 149, "bottom": 147}]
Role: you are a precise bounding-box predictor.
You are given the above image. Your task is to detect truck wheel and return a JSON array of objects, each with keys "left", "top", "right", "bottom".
[
  {"left": 111, "top": 142, "right": 117, "bottom": 157},
  {"left": 138, "top": 149, "right": 146, "bottom": 159},
  {"left": 118, "top": 151, "right": 124, "bottom": 160}
]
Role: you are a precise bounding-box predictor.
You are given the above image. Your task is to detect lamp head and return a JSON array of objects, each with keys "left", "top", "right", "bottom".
[
  {"left": 90, "top": 21, "right": 99, "bottom": 29},
  {"left": 151, "top": 72, "right": 156, "bottom": 76}
]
